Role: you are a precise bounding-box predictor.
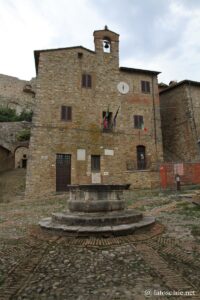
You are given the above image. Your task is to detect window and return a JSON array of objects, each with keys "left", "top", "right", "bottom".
[
  {"left": 91, "top": 155, "right": 100, "bottom": 172},
  {"left": 82, "top": 74, "right": 92, "bottom": 88},
  {"left": 134, "top": 115, "right": 144, "bottom": 129},
  {"left": 137, "top": 145, "right": 146, "bottom": 170},
  {"left": 61, "top": 106, "right": 72, "bottom": 121},
  {"left": 141, "top": 81, "right": 150, "bottom": 93},
  {"left": 103, "top": 111, "right": 113, "bottom": 130}
]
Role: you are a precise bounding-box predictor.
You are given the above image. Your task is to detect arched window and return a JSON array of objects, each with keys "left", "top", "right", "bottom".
[
  {"left": 137, "top": 145, "right": 146, "bottom": 170},
  {"left": 103, "top": 37, "right": 111, "bottom": 53}
]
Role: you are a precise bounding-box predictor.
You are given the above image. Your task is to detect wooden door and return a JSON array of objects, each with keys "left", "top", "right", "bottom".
[{"left": 56, "top": 154, "right": 71, "bottom": 191}]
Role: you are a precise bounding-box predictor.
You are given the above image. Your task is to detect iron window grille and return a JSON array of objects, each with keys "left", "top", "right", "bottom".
[{"left": 91, "top": 155, "right": 100, "bottom": 172}]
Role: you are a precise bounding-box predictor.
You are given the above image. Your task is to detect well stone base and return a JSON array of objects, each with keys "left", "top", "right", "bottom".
[
  {"left": 39, "top": 214, "right": 155, "bottom": 236},
  {"left": 39, "top": 184, "right": 155, "bottom": 236}
]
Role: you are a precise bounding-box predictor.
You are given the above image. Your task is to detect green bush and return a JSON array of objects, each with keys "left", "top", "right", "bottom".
[
  {"left": 16, "top": 129, "right": 31, "bottom": 141},
  {"left": 0, "top": 107, "right": 19, "bottom": 122},
  {"left": 19, "top": 110, "right": 33, "bottom": 122},
  {"left": 0, "top": 107, "right": 33, "bottom": 122}
]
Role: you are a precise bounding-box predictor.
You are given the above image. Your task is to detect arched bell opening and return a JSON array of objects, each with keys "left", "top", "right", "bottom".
[{"left": 103, "top": 36, "right": 111, "bottom": 53}]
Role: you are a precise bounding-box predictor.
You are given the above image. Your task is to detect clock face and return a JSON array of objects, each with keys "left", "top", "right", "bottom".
[{"left": 117, "top": 82, "right": 129, "bottom": 94}]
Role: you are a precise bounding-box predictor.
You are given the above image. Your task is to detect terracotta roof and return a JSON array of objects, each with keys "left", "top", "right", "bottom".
[
  {"left": 159, "top": 80, "right": 200, "bottom": 94},
  {"left": 120, "top": 67, "right": 160, "bottom": 75}
]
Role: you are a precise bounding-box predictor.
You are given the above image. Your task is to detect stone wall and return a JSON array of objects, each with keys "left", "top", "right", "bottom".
[
  {"left": 26, "top": 28, "right": 163, "bottom": 198},
  {"left": 0, "top": 74, "right": 36, "bottom": 114},
  {"left": 0, "top": 122, "right": 31, "bottom": 153},
  {"left": 0, "top": 122, "right": 30, "bottom": 171},
  {"left": 160, "top": 82, "right": 200, "bottom": 162}
]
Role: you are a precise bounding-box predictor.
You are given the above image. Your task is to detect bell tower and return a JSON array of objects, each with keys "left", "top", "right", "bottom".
[{"left": 93, "top": 26, "right": 120, "bottom": 67}]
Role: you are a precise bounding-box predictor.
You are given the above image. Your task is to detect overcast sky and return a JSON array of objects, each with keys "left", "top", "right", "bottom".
[{"left": 0, "top": 0, "right": 200, "bottom": 84}]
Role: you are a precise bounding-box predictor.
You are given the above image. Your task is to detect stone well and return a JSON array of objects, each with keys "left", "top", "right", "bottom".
[{"left": 39, "top": 184, "right": 155, "bottom": 236}]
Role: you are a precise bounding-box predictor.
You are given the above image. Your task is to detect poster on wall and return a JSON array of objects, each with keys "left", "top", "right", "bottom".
[{"left": 174, "top": 163, "right": 184, "bottom": 175}]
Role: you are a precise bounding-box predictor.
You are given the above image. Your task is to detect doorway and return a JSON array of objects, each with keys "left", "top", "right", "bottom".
[
  {"left": 56, "top": 154, "right": 71, "bottom": 191},
  {"left": 137, "top": 145, "right": 146, "bottom": 170}
]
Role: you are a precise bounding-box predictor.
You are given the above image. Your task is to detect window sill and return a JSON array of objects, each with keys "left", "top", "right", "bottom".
[{"left": 125, "top": 169, "right": 150, "bottom": 173}]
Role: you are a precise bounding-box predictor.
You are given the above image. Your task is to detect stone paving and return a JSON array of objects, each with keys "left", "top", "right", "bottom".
[{"left": 0, "top": 191, "right": 200, "bottom": 299}]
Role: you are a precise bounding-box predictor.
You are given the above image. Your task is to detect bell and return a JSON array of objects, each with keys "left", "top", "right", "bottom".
[{"left": 104, "top": 41, "right": 110, "bottom": 49}]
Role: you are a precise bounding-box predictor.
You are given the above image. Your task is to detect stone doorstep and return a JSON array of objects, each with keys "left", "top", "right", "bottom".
[
  {"left": 178, "top": 193, "right": 195, "bottom": 199},
  {"left": 39, "top": 216, "right": 155, "bottom": 235}
]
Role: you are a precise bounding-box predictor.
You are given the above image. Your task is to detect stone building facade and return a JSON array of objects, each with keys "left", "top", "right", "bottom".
[
  {"left": 25, "top": 27, "right": 163, "bottom": 198},
  {"left": 160, "top": 80, "right": 200, "bottom": 162}
]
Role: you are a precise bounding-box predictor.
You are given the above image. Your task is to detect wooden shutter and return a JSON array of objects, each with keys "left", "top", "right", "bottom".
[
  {"left": 82, "top": 74, "right": 86, "bottom": 87},
  {"left": 61, "top": 106, "right": 72, "bottom": 121},
  {"left": 87, "top": 75, "right": 92, "bottom": 88},
  {"left": 66, "top": 106, "right": 72, "bottom": 121},
  {"left": 61, "top": 106, "right": 66, "bottom": 120},
  {"left": 141, "top": 81, "right": 145, "bottom": 92},
  {"left": 82, "top": 74, "right": 92, "bottom": 88},
  {"left": 141, "top": 81, "right": 150, "bottom": 93}
]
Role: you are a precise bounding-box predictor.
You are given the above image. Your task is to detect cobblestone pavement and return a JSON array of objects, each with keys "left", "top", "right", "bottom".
[{"left": 0, "top": 191, "right": 200, "bottom": 299}]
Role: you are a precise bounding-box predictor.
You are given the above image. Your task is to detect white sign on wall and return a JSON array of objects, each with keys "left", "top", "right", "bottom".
[
  {"left": 92, "top": 173, "right": 101, "bottom": 183},
  {"left": 77, "top": 149, "right": 86, "bottom": 160},
  {"left": 104, "top": 149, "right": 114, "bottom": 156},
  {"left": 103, "top": 172, "right": 109, "bottom": 176}
]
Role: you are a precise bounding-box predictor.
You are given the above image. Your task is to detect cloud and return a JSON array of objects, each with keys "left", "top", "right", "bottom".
[{"left": 0, "top": 0, "right": 199, "bottom": 83}]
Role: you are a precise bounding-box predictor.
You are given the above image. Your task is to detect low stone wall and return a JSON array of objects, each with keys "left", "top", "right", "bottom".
[
  {"left": 125, "top": 170, "right": 160, "bottom": 189},
  {"left": 0, "top": 122, "right": 31, "bottom": 153}
]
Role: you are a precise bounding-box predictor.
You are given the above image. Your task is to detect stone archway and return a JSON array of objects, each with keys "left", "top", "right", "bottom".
[
  {"left": 14, "top": 146, "right": 29, "bottom": 169},
  {"left": 0, "top": 145, "right": 14, "bottom": 171}
]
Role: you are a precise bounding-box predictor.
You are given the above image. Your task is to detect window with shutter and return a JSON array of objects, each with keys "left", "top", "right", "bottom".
[
  {"left": 82, "top": 74, "right": 92, "bottom": 88},
  {"left": 61, "top": 106, "right": 72, "bottom": 121},
  {"left": 141, "top": 81, "right": 150, "bottom": 93}
]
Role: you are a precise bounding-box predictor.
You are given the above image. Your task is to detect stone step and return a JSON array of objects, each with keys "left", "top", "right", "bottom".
[
  {"left": 52, "top": 209, "right": 143, "bottom": 226},
  {"left": 39, "top": 216, "right": 155, "bottom": 236}
]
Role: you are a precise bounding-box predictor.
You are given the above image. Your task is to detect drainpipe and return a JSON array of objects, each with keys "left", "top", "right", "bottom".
[{"left": 151, "top": 75, "right": 158, "bottom": 162}]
